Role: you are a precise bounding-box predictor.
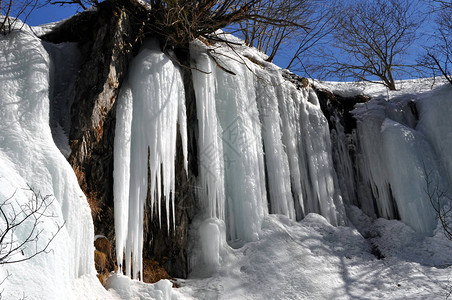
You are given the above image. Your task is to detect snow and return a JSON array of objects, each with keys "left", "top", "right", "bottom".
[
  {"left": 180, "top": 212, "right": 452, "bottom": 299},
  {"left": 106, "top": 274, "right": 175, "bottom": 300},
  {"left": 0, "top": 30, "right": 110, "bottom": 299}
]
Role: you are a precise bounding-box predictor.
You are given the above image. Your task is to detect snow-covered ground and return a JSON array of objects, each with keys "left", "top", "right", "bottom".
[
  {"left": 178, "top": 212, "right": 452, "bottom": 299},
  {"left": 0, "top": 21, "right": 451, "bottom": 300}
]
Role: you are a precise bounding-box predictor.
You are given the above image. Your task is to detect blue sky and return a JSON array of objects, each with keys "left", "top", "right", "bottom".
[
  {"left": 24, "top": 1, "right": 438, "bottom": 81},
  {"left": 27, "top": 3, "right": 80, "bottom": 26}
]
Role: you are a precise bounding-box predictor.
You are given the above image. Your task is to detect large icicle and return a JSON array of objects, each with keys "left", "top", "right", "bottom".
[
  {"left": 190, "top": 39, "right": 346, "bottom": 246},
  {"left": 381, "top": 119, "right": 438, "bottom": 234},
  {"left": 254, "top": 67, "right": 295, "bottom": 220},
  {"left": 417, "top": 85, "right": 452, "bottom": 189},
  {"left": 113, "top": 84, "right": 133, "bottom": 273},
  {"left": 191, "top": 45, "right": 225, "bottom": 220},
  {"left": 353, "top": 105, "right": 398, "bottom": 219},
  {"left": 190, "top": 44, "right": 227, "bottom": 274},
  {"left": 296, "top": 88, "right": 344, "bottom": 226},
  {"left": 113, "top": 40, "right": 188, "bottom": 279},
  {"left": 214, "top": 52, "right": 268, "bottom": 244},
  {"left": 275, "top": 80, "right": 305, "bottom": 219}
]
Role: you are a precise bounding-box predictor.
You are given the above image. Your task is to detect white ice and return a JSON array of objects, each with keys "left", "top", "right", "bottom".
[
  {"left": 113, "top": 39, "right": 188, "bottom": 279},
  {"left": 0, "top": 29, "right": 110, "bottom": 299}
]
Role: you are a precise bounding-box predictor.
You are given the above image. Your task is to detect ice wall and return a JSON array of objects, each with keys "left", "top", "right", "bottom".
[
  {"left": 0, "top": 30, "right": 108, "bottom": 299},
  {"left": 417, "top": 85, "right": 452, "bottom": 190},
  {"left": 346, "top": 93, "right": 448, "bottom": 235},
  {"left": 113, "top": 39, "right": 188, "bottom": 279},
  {"left": 114, "top": 38, "right": 346, "bottom": 278},
  {"left": 189, "top": 39, "right": 345, "bottom": 254}
]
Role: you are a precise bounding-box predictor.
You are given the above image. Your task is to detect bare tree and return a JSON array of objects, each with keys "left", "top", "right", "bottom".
[
  {"left": 285, "top": 0, "right": 336, "bottom": 74},
  {"left": 46, "top": 0, "right": 309, "bottom": 51},
  {"left": 420, "top": 0, "right": 452, "bottom": 84},
  {"left": 317, "top": 0, "right": 422, "bottom": 90},
  {"left": 49, "top": 0, "right": 93, "bottom": 10},
  {"left": 0, "top": 0, "right": 40, "bottom": 34},
  {"left": 232, "top": 0, "right": 311, "bottom": 62},
  {"left": 0, "top": 185, "right": 64, "bottom": 299}
]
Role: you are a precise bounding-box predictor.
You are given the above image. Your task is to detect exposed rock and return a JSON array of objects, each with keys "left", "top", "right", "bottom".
[
  {"left": 44, "top": 1, "right": 136, "bottom": 254},
  {"left": 313, "top": 86, "right": 370, "bottom": 134}
]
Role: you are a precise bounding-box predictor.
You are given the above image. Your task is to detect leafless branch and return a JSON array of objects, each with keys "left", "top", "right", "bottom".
[
  {"left": 423, "top": 164, "right": 452, "bottom": 241},
  {"left": 0, "top": 185, "right": 65, "bottom": 265},
  {"left": 311, "top": 0, "right": 422, "bottom": 90}
]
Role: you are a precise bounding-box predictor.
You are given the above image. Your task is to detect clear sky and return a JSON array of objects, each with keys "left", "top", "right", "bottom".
[
  {"left": 22, "top": 1, "right": 437, "bottom": 81},
  {"left": 26, "top": 3, "right": 80, "bottom": 26}
]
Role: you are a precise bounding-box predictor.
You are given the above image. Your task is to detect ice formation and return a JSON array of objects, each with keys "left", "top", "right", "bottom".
[
  {"left": 2, "top": 21, "right": 451, "bottom": 300},
  {"left": 114, "top": 39, "right": 347, "bottom": 277},
  {"left": 113, "top": 39, "right": 188, "bottom": 279},
  {"left": 332, "top": 89, "right": 452, "bottom": 235},
  {"left": 0, "top": 30, "right": 108, "bottom": 299}
]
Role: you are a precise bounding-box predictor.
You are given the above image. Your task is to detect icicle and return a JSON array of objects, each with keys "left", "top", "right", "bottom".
[
  {"left": 190, "top": 45, "right": 225, "bottom": 220},
  {"left": 113, "top": 84, "right": 133, "bottom": 273},
  {"left": 214, "top": 53, "right": 268, "bottom": 243},
  {"left": 295, "top": 88, "right": 345, "bottom": 226},
  {"left": 354, "top": 105, "right": 399, "bottom": 219},
  {"left": 113, "top": 39, "right": 188, "bottom": 280},
  {"left": 330, "top": 116, "right": 358, "bottom": 207},
  {"left": 254, "top": 67, "right": 295, "bottom": 219},
  {"left": 275, "top": 80, "right": 306, "bottom": 219},
  {"left": 381, "top": 119, "right": 437, "bottom": 234}
]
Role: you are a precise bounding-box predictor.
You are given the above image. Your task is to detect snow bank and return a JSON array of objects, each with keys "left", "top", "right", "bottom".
[
  {"left": 106, "top": 274, "right": 174, "bottom": 300},
  {"left": 0, "top": 30, "right": 110, "bottom": 299}
]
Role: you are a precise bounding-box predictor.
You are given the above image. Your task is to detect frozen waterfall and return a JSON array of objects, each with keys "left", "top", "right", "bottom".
[
  {"left": 114, "top": 38, "right": 346, "bottom": 278},
  {"left": 331, "top": 89, "right": 451, "bottom": 236}
]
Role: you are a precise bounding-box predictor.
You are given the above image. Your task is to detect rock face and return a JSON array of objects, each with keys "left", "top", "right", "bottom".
[
  {"left": 42, "top": 0, "right": 197, "bottom": 278},
  {"left": 43, "top": 0, "right": 135, "bottom": 250}
]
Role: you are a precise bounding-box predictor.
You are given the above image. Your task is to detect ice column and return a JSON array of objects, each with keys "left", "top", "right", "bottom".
[
  {"left": 296, "top": 88, "right": 344, "bottom": 225},
  {"left": 354, "top": 105, "right": 398, "bottom": 219},
  {"left": 113, "top": 84, "right": 133, "bottom": 273},
  {"left": 214, "top": 54, "right": 268, "bottom": 243},
  {"left": 191, "top": 48, "right": 225, "bottom": 220},
  {"left": 190, "top": 45, "right": 227, "bottom": 272},
  {"left": 254, "top": 68, "right": 295, "bottom": 220},
  {"left": 353, "top": 97, "right": 439, "bottom": 234},
  {"left": 381, "top": 119, "right": 437, "bottom": 234},
  {"left": 113, "top": 40, "right": 188, "bottom": 279}
]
